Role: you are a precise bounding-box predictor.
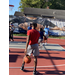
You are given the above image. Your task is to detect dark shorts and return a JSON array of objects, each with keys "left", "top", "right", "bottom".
[
  {"left": 38, "top": 39, "right": 43, "bottom": 43},
  {"left": 44, "top": 34, "right": 48, "bottom": 40}
]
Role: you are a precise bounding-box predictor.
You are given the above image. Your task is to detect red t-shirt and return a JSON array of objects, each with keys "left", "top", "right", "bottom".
[{"left": 27, "top": 29, "right": 40, "bottom": 45}]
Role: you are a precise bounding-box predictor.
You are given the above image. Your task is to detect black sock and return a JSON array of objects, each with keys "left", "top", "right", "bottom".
[
  {"left": 22, "top": 62, "right": 25, "bottom": 66},
  {"left": 34, "top": 67, "right": 36, "bottom": 72}
]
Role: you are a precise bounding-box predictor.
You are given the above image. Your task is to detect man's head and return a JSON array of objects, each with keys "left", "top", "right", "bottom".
[
  {"left": 32, "top": 22, "right": 37, "bottom": 29},
  {"left": 46, "top": 25, "right": 48, "bottom": 28},
  {"left": 30, "top": 23, "right": 32, "bottom": 27}
]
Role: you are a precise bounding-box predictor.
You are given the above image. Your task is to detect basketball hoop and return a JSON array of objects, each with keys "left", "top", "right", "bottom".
[{"left": 9, "top": 5, "right": 14, "bottom": 11}]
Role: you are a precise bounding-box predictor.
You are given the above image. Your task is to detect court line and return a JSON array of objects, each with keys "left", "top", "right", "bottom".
[
  {"left": 14, "top": 36, "right": 65, "bottom": 40},
  {"left": 10, "top": 42, "right": 65, "bottom": 49},
  {"left": 9, "top": 64, "right": 65, "bottom": 69}
]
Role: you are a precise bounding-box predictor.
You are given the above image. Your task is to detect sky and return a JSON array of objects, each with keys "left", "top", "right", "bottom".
[{"left": 9, "top": 0, "right": 21, "bottom": 15}]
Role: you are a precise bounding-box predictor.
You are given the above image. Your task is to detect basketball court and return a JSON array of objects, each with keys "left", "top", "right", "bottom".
[{"left": 9, "top": 36, "right": 65, "bottom": 75}]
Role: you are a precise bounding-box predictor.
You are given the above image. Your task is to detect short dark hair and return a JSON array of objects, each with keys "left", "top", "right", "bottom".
[
  {"left": 40, "top": 28, "right": 43, "bottom": 31},
  {"left": 9, "top": 21, "right": 11, "bottom": 23},
  {"left": 30, "top": 23, "right": 32, "bottom": 26},
  {"left": 32, "top": 22, "right": 37, "bottom": 29}
]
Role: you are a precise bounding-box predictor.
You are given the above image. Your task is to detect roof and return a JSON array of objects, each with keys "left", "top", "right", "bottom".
[
  {"left": 24, "top": 7, "right": 65, "bottom": 20},
  {"left": 14, "top": 11, "right": 25, "bottom": 16}
]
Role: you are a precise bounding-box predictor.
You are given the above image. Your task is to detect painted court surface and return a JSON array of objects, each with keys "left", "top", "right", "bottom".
[{"left": 9, "top": 36, "right": 65, "bottom": 75}]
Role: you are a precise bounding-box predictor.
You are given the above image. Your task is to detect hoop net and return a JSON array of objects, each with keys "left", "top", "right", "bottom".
[{"left": 9, "top": 5, "right": 14, "bottom": 11}]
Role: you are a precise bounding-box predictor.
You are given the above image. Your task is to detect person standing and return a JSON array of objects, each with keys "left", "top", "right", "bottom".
[
  {"left": 43, "top": 25, "right": 49, "bottom": 45},
  {"left": 9, "top": 22, "right": 11, "bottom": 41},
  {"left": 20, "top": 23, "right": 40, "bottom": 75},
  {"left": 9, "top": 22, "right": 11, "bottom": 52},
  {"left": 38, "top": 28, "right": 44, "bottom": 48},
  {"left": 9, "top": 22, "right": 15, "bottom": 41},
  {"left": 27, "top": 23, "right": 32, "bottom": 30},
  {"left": 11, "top": 23, "right": 14, "bottom": 41}
]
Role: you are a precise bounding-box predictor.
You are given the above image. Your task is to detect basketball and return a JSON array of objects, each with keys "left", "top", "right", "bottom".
[{"left": 24, "top": 55, "right": 31, "bottom": 63}]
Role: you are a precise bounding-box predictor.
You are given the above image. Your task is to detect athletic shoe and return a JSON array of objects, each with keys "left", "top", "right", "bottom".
[
  {"left": 33, "top": 71, "right": 38, "bottom": 75},
  {"left": 40, "top": 43, "right": 43, "bottom": 47},
  {"left": 42, "top": 43, "right": 45, "bottom": 46},
  {"left": 20, "top": 65, "right": 24, "bottom": 71},
  {"left": 45, "top": 43, "right": 47, "bottom": 45}
]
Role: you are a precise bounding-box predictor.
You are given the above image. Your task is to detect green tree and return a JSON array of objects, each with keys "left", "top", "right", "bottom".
[
  {"left": 49, "top": 0, "right": 65, "bottom": 10},
  {"left": 19, "top": 0, "right": 65, "bottom": 12}
]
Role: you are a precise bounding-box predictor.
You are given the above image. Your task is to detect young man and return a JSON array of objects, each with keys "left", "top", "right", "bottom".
[
  {"left": 9, "top": 22, "right": 11, "bottom": 41},
  {"left": 9, "top": 22, "right": 11, "bottom": 52},
  {"left": 9, "top": 22, "right": 15, "bottom": 41},
  {"left": 38, "top": 28, "right": 44, "bottom": 48},
  {"left": 27, "top": 23, "right": 32, "bottom": 30},
  {"left": 43, "top": 25, "right": 49, "bottom": 45},
  {"left": 21, "top": 23, "right": 40, "bottom": 75}
]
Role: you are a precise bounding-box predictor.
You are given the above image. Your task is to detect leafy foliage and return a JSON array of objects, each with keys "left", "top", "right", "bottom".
[{"left": 19, "top": 0, "right": 65, "bottom": 12}]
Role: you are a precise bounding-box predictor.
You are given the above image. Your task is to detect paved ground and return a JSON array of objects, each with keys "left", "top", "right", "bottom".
[
  {"left": 9, "top": 41, "right": 65, "bottom": 51},
  {"left": 9, "top": 36, "right": 65, "bottom": 75}
]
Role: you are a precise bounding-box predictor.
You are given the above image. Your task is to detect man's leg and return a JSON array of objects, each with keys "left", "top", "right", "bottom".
[
  {"left": 20, "top": 56, "right": 26, "bottom": 71},
  {"left": 34, "top": 56, "right": 37, "bottom": 71},
  {"left": 11, "top": 31, "right": 14, "bottom": 41},
  {"left": 43, "top": 36, "right": 46, "bottom": 44},
  {"left": 21, "top": 45, "right": 32, "bottom": 71},
  {"left": 33, "top": 56, "right": 38, "bottom": 75},
  {"left": 46, "top": 39, "right": 47, "bottom": 43},
  {"left": 21, "top": 55, "right": 30, "bottom": 71},
  {"left": 45, "top": 35, "right": 48, "bottom": 45}
]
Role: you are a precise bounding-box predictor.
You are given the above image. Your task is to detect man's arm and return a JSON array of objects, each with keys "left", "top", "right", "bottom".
[{"left": 24, "top": 35, "right": 30, "bottom": 55}]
